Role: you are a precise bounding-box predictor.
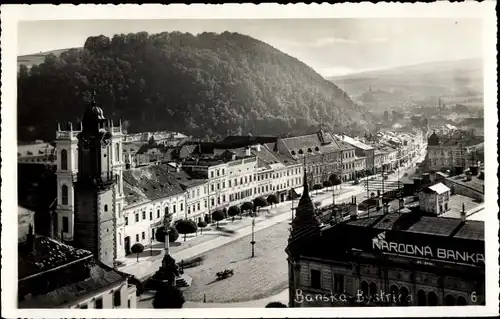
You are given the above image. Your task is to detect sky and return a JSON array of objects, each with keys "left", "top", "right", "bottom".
[{"left": 17, "top": 18, "right": 483, "bottom": 77}]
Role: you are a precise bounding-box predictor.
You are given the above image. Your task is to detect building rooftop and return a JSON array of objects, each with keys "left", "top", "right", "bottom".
[
  {"left": 123, "top": 164, "right": 186, "bottom": 206},
  {"left": 18, "top": 237, "right": 128, "bottom": 308},
  {"left": 425, "top": 182, "right": 450, "bottom": 195},
  {"left": 445, "top": 173, "right": 485, "bottom": 194},
  {"left": 333, "top": 134, "right": 374, "bottom": 151}
]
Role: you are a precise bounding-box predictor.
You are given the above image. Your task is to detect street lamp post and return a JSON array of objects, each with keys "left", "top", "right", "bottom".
[{"left": 250, "top": 218, "right": 256, "bottom": 258}]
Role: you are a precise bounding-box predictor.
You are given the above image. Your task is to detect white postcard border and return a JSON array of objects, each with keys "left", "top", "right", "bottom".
[{"left": 1, "top": 3, "right": 498, "bottom": 318}]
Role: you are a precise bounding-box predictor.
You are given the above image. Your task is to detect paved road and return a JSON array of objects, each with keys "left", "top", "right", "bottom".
[{"left": 121, "top": 186, "right": 362, "bottom": 280}]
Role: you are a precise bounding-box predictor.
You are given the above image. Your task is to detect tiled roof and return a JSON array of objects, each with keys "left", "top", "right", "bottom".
[
  {"left": 19, "top": 252, "right": 127, "bottom": 308},
  {"left": 123, "top": 164, "right": 185, "bottom": 206},
  {"left": 18, "top": 236, "right": 92, "bottom": 279}
]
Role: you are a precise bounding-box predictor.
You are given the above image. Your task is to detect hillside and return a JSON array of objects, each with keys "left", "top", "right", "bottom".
[
  {"left": 17, "top": 32, "right": 371, "bottom": 142},
  {"left": 329, "top": 59, "right": 483, "bottom": 111},
  {"left": 17, "top": 48, "right": 81, "bottom": 70}
]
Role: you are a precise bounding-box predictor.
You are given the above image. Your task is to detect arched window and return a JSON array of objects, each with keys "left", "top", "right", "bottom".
[
  {"left": 104, "top": 204, "right": 108, "bottom": 212},
  {"left": 164, "top": 206, "right": 169, "bottom": 215},
  {"left": 291, "top": 150, "right": 296, "bottom": 156},
  {"left": 61, "top": 185, "right": 69, "bottom": 206},
  {"left": 445, "top": 294, "right": 456, "bottom": 306},
  {"left": 361, "top": 281, "right": 369, "bottom": 296},
  {"left": 417, "top": 290, "right": 427, "bottom": 306},
  {"left": 61, "top": 149, "right": 68, "bottom": 170},
  {"left": 369, "top": 282, "right": 377, "bottom": 296},
  {"left": 307, "top": 148, "right": 312, "bottom": 153},
  {"left": 428, "top": 291, "right": 439, "bottom": 306},
  {"left": 456, "top": 296, "right": 467, "bottom": 306},
  {"left": 298, "top": 149, "right": 303, "bottom": 155}
]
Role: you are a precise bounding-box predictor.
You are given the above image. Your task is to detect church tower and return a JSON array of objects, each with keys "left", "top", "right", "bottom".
[
  {"left": 54, "top": 121, "right": 80, "bottom": 241},
  {"left": 72, "top": 91, "right": 123, "bottom": 266}
]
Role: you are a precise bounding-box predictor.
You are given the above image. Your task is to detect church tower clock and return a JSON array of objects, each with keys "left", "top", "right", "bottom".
[{"left": 73, "top": 91, "right": 120, "bottom": 267}]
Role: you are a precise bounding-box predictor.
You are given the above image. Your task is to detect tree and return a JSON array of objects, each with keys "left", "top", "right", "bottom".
[
  {"left": 265, "top": 301, "right": 287, "bottom": 308},
  {"left": 152, "top": 284, "right": 185, "bottom": 309},
  {"left": 241, "top": 201, "right": 254, "bottom": 216},
  {"left": 329, "top": 174, "right": 342, "bottom": 188},
  {"left": 253, "top": 197, "right": 268, "bottom": 213},
  {"left": 175, "top": 219, "right": 198, "bottom": 242},
  {"left": 212, "top": 210, "right": 225, "bottom": 228},
  {"left": 197, "top": 220, "right": 208, "bottom": 234},
  {"left": 266, "top": 194, "right": 279, "bottom": 207},
  {"left": 228, "top": 206, "right": 241, "bottom": 222},
  {"left": 155, "top": 226, "right": 179, "bottom": 243},
  {"left": 312, "top": 184, "right": 323, "bottom": 194},
  {"left": 131, "top": 243, "right": 145, "bottom": 262},
  {"left": 204, "top": 214, "right": 212, "bottom": 224},
  {"left": 322, "top": 180, "right": 332, "bottom": 190}
]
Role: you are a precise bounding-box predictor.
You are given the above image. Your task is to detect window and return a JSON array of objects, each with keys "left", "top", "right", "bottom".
[
  {"left": 197, "top": 188, "right": 200, "bottom": 196},
  {"left": 197, "top": 203, "right": 200, "bottom": 210},
  {"left": 104, "top": 204, "right": 108, "bottom": 212},
  {"left": 211, "top": 198, "right": 215, "bottom": 206},
  {"left": 95, "top": 297, "right": 103, "bottom": 309},
  {"left": 217, "top": 169, "right": 220, "bottom": 176},
  {"left": 128, "top": 299, "right": 131, "bottom": 308},
  {"left": 142, "top": 232, "right": 145, "bottom": 240},
  {"left": 61, "top": 185, "right": 69, "bottom": 206},
  {"left": 229, "top": 180, "right": 232, "bottom": 187},
  {"left": 164, "top": 206, "right": 169, "bottom": 215},
  {"left": 211, "top": 171, "right": 214, "bottom": 178},
  {"left": 334, "top": 274, "right": 344, "bottom": 293},
  {"left": 60, "top": 149, "right": 68, "bottom": 170},
  {"left": 125, "top": 216, "right": 129, "bottom": 225},
  {"left": 142, "top": 211, "right": 146, "bottom": 220},
  {"left": 180, "top": 203, "right": 183, "bottom": 211},
  {"left": 80, "top": 304, "right": 88, "bottom": 309},
  {"left": 62, "top": 216, "right": 69, "bottom": 233},
  {"left": 173, "top": 205, "right": 176, "bottom": 213},
  {"left": 311, "top": 269, "right": 321, "bottom": 289},
  {"left": 157, "top": 209, "right": 160, "bottom": 218},
  {"left": 150, "top": 211, "right": 153, "bottom": 220},
  {"left": 222, "top": 181, "right": 226, "bottom": 188},
  {"left": 204, "top": 200, "right": 207, "bottom": 208},
  {"left": 113, "top": 290, "right": 121, "bottom": 307},
  {"left": 211, "top": 184, "right": 214, "bottom": 192},
  {"left": 136, "top": 234, "right": 139, "bottom": 242}
]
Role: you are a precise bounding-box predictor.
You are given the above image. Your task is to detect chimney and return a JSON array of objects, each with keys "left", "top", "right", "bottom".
[{"left": 461, "top": 203, "right": 466, "bottom": 223}]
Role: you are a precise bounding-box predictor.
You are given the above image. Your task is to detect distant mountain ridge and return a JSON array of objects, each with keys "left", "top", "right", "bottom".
[
  {"left": 17, "top": 32, "right": 371, "bottom": 142},
  {"left": 329, "top": 58, "right": 483, "bottom": 110}
]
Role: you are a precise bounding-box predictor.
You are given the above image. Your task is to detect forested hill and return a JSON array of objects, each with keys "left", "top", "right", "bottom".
[{"left": 18, "top": 31, "right": 371, "bottom": 142}]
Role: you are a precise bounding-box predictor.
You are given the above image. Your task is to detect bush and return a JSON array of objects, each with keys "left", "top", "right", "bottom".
[
  {"left": 267, "top": 194, "right": 279, "bottom": 206},
  {"left": 175, "top": 219, "right": 198, "bottom": 242},
  {"left": 152, "top": 284, "right": 185, "bottom": 309},
  {"left": 228, "top": 206, "right": 241, "bottom": 222},
  {"left": 212, "top": 210, "right": 225, "bottom": 227},
  {"left": 197, "top": 220, "right": 208, "bottom": 234},
  {"left": 131, "top": 243, "right": 145, "bottom": 262}
]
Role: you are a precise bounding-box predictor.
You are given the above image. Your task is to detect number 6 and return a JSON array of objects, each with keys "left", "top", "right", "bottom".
[{"left": 471, "top": 292, "right": 477, "bottom": 303}]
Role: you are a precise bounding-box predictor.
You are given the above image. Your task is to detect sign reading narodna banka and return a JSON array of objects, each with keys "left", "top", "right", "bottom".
[{"left": 372, "top": 233, "right": 484, "bottom": 265}]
